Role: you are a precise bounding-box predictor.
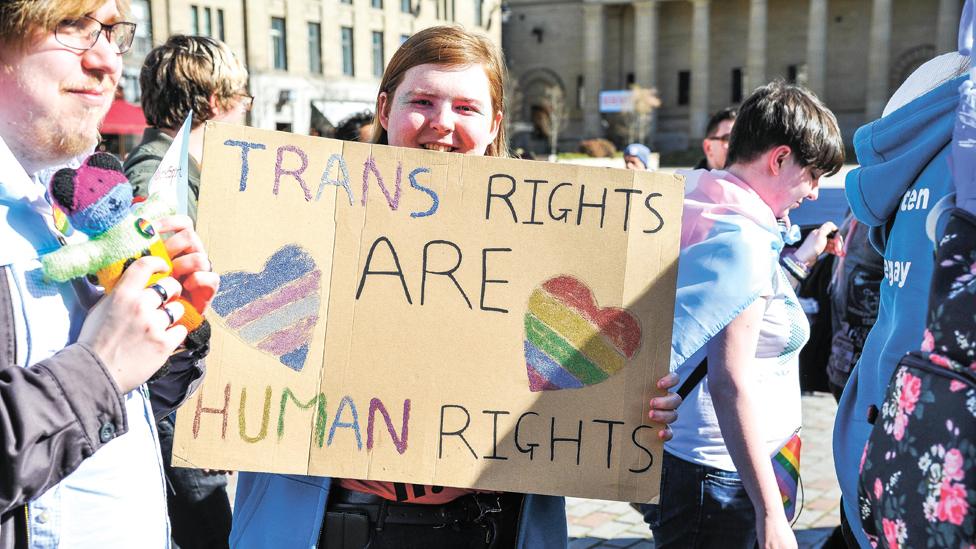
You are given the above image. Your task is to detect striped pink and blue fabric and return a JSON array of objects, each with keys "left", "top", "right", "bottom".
[{"left": 211, "top": 245, "right": 320, "bottom": 372}]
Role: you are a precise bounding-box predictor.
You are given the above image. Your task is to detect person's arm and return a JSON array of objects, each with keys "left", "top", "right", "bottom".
[
  {"left": 707, "top": 299, "right": 797, "bottom": 549},
  {"left": 0, "top": 340, "right": 127, "bottom": 513},
  {"left": 781, "top": 221, "right": 843, "bottom": 289},
  {"left": 145, "top": 215, "right": 219, "bottom": 420},
  {"left": 0, "top": 265, "right": 139, "bottom": 512},
  {"left": 147, "top": 348, "right": 207, "bottom": 422},
  {"left": 0, "top": 212, "right": 218, "bottom": 510}
]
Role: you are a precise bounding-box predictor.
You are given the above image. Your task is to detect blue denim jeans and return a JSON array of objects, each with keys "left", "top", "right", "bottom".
[{"left": 640, "top": 451, "right": 757, "bottom": 549}]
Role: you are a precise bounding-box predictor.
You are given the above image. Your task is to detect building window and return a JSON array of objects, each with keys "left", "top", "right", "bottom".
[
  {"left": 577, "top": 75, "right": 585, "bottom": 109},
  {"left": 474, "top": 0, "right": 483, "bottom": 26},
  {"left": 401, "top": 0, "right": 412, "bottom": 13},
  {"left": 678, "top": 70, "right": 690, "bottom": 106},
  {"left": 438, "top": 0, "right": 452, "bottom": 19},
  {"left": 372, "top": 0, "right": 383, "bottom": 8},
  {"left": 203, "top": 7, "right": 212, "bottom": 36},
  {"left": 190, "top": 6, "right": 199, "bottom": 35},
  {"left": 308, "top": 23, "right": 322, "bottom": 74},
  {"left": 400, "top": 34, "right": 410, "bottom": 45},
  {"left": 341, "top": 27, "right": 355, "bottom": 76},
  {"left": 129, "top": 0, "right": 153, "bottom": 61},
  {"left": 372, "top": 31, "right": 384, "bottom": 78},
  {"left": 271, "top": 17, "right": 288, "bottom": 70},
  {"left": 787, "top": 63, "right": 810, "bottom": 85},
  {"left": 217, "top": 9, "right": 225, "bottom": 41},
  {"left": 731, "top": 68, "right": 743, "bottom": 103}
]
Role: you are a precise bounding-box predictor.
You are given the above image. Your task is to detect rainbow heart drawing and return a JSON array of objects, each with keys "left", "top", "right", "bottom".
[
  {"left": 523, "top": 276, "right": 642, "bottom": 391},
  {"left": 211, "top": 245, "right": 321, "bottom": 372}
]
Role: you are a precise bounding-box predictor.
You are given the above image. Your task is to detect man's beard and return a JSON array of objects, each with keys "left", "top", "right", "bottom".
[{"left": 21, "top": 102, "right": 105, "bottom": 169}]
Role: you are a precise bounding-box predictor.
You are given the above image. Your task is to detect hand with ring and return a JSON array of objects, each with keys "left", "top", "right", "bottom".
[
  {"left": 78, "top": 256, "right": 189, "bottom": 393},
  {"left": 146, "top": 280, "right": 186, "bottom": 327},
  {"left": 153, "top": 215, "right": 219, "bottom": 314}
]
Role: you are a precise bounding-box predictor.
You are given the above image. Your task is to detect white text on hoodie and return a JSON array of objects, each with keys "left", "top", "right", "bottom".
[
  {"left": 884, "top": 259, "right": 912, "bottom": 288},
  {"left": 899, "top": 187, "right": 930, "bottom": 212}
]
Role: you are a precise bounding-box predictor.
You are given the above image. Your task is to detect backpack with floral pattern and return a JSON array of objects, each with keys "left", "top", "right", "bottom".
[{"left": 858, "top": 209, "right": 976, "bottom": 548}]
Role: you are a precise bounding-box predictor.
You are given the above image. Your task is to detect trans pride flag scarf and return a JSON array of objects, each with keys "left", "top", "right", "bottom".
[
  {"left": 669, "top": 169, "right": 784, "bottom": 372},
  {"left": 671, "top": 170, "right": 802, "bottom": 521}
]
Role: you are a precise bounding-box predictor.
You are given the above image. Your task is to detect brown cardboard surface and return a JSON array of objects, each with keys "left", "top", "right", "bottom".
[{"left": 172, "top": 122, "right": 684, "bottom": 502}]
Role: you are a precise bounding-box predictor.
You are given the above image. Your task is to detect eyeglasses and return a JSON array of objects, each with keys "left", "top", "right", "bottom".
[
  {"left": 705, "top": 133, "right": 731, "bottom": 143},
  {"left": 237, "top": 93, "right": 254, "bottom": 112},
  {"left": 55, "top": 15, "right": 137, "bottom": 55}
]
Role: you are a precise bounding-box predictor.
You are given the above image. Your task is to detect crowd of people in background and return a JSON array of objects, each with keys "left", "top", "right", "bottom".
[{"left": 1, "top": 0, "right": 975, "bottom": 548}]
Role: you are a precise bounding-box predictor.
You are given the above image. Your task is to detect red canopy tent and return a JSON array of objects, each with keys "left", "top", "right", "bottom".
[{"left": 100, "top": 98, "right": 147, "bottom": 135}]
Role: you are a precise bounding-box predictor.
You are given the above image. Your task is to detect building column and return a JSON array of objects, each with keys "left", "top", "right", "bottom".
[
  {"left": 690, "top": 0, "right": 710, "bottom": 139},
  {"left": 937, "top": 0, "right": 961, "bottom": 54},
  {"left": 865, "top": 0, "right": 892, "bottom": 120},
  {"left": 806, "top": 0, "right": 828, "bottom": 97},
  {"left": 582, "top": 1, "right": 605, "bottom": 138},
  {"left": 633, "top": 0, "right": 659, "bottom": 89},
  {"left": 634, "top": 0, "right": 659, "bottom": 144},
  {"left": 745, "top": 0, "right": 767, "bottom": 94}
]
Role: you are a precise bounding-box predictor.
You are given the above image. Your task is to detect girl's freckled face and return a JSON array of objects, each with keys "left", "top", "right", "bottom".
[{"left": 379, "top": 63, "right": 501, "bottom": 156}]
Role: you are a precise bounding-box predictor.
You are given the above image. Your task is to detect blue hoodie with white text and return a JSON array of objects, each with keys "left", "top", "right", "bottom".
[{"left": 834, "top": 75, "right": 965, "bottom": 546}]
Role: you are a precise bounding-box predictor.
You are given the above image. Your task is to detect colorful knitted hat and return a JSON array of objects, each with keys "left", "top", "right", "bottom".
[{"left": 49, "top": 153, "right": 133, "bottom": 237}]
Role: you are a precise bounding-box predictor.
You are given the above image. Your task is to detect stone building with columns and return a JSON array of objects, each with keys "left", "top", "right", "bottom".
[
  {"left": 503, "top": 0, "right": 963, "bottom": 153},
  {"left": 122, "top": 0, "right": 501, "bottom": 135}
]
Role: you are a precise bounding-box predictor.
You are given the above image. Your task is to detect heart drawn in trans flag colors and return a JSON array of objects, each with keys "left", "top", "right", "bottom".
[
  {"left": 523, "top": 276, "right": 642, "bottom": 392},
  {"left": 210, "top": 245, "right": 321, "bottom": 372}
]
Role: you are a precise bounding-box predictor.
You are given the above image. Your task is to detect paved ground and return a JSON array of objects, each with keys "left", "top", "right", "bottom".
[{"left": 565, "top": 392, "right": 841, "bottom": 549}]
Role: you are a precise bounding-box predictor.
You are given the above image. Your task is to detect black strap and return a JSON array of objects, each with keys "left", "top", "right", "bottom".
[{"left": 676, "top": 358, "right": 708, "bottom": 401}]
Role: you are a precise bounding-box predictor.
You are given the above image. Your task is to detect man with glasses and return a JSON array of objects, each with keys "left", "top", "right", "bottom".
[
  {"left": 123, "top": 34, "right": 249, "bottom": 549},
  {"left": 0, "top": 1, "right": 218, "bottom": 548},
  {"left": 125, "top": 35, "right": 251, "bottom": 223},
  {"left": 695, "top": 107, "right": 737, "bottom": 170}
]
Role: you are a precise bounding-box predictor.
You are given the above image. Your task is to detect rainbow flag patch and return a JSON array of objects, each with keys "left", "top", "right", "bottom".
[{"left": 523, "top": 276, "right": 642, "bottom": 392}]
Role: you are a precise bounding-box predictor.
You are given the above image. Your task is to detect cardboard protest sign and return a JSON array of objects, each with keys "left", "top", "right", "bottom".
[{"left": 173, "top": 122, "right": 684, "bottom": 503}]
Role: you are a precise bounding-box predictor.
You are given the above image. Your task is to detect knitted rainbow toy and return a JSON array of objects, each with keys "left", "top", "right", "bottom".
[{"left": 41, "top": 153, "right": 209, "bottom": 350}]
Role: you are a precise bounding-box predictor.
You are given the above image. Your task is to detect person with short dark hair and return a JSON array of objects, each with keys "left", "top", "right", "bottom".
[
  {"left": 695, "top": 107, "right": 737, "bottom": 170},
  {"left": 335, "top": 110, "right": 374, "bottom": 142},
  {"left": 644, "top": 81, "right": 844, "bottom": 548}
]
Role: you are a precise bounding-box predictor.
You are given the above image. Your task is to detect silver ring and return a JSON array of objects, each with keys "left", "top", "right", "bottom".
[
  {"left": 150, "top": 283, "right": 169, "bottom": 306},
  {"left": 162, "top": 304, "right": 176, "bottom": 327}
]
